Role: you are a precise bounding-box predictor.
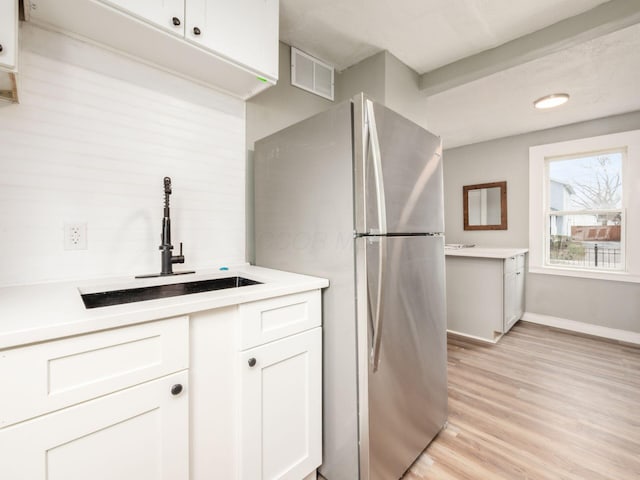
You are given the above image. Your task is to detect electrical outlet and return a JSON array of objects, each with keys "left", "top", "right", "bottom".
[{"left": 64, "top": 223, "right": 87, "bottom": 250}]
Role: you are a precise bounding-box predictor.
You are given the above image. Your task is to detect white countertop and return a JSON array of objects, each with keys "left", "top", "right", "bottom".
[
  {"left": 0, "top": 265, "right": 328, "bottom": 350},
  {"left": 445, "top": 247, "right": 529, "bottom": 259}
]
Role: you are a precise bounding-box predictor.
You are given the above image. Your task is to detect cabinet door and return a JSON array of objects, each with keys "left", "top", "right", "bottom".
[
  {"left": 240, "top": 328, "right": 322, "bottom": 480},
  {"left": 0, "top": 371, "right": 189, "bottom": 480},
  {"left": 503, "top": 271, "right": 518, "bottom": 332},
  {"left": 186, "top": 0, "right": 279, "bottom": 80},
  {"left": 515, "top": 268, "right": 525, "bottom": 320},
  {"left": 99, "top": 0, "right": 185, "bottom": 36},
  {"left": 0, "top": 0, "right": 17, "bottom": 69}
]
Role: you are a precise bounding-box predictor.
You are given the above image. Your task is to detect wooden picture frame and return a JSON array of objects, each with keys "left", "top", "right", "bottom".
[{"left": 463, "top": 181, "right": 507, "bottom": 230}]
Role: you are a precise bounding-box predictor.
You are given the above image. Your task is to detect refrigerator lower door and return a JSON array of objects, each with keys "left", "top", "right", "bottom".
[{"left": 355, "top": 235, "right": 448, "bottom": 480}]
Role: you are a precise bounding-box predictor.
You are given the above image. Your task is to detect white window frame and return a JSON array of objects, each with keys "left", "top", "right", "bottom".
[{"left": 529, "top": 129, "right": 640, "bottom": 283}]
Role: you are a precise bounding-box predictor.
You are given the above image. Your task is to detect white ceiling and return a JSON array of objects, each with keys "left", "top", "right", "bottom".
[
  {"left": 279, "top": 0, "right": 640, "bottom": 148},
  {"left": 426, "top": 22, "right": 640, "bottom": 147},
  {"left": 280, "top": 0, "right": 609, "bottom": 73}
]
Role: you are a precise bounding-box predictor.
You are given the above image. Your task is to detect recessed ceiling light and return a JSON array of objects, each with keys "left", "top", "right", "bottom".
[{"left": 533, "top": 93, "right": 570, "bottom": 109}]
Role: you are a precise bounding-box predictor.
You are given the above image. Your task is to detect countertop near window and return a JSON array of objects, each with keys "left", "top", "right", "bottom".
[
  {"left": 0, "top": 265, "right": 329, "bottom": 350},
  {"left": 445, "top": 247, "right": 529, "bottom": 259}
]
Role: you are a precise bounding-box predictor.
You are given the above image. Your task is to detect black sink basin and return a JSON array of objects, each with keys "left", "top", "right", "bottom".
[{"left": 81, "top": 276, "right": 262, "bottom": 309}]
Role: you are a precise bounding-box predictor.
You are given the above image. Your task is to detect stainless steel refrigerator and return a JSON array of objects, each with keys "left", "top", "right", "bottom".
[{"left": 253, "top": 93, "right": 447, "bottom": 480}]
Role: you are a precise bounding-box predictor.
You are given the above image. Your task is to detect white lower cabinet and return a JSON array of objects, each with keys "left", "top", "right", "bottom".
[
  {"left": 0, "top": 316, "right": 190, "bottom": 478},
  {"left": 446, "top": 251, "right": 526, "bottom": 342},
  {"left": 190, "top": 290, "right": 323, "bottom": 480},
  {"left": 1, "top": 289, "right": 322, "bottom": 479},
  {"left": 0, "top": 370, "right": 189, "bottom": 479},
  {"left": 240, "top": 328, "right": 322, "bottom": 480}
]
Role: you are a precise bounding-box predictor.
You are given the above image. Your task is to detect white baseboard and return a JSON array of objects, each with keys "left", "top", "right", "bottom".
[
  {"left": 446, "top": 329, "right": 500, "bottom": 344},
  {"left": 521, "top": 312, "right": 640, "bottom": 345}
]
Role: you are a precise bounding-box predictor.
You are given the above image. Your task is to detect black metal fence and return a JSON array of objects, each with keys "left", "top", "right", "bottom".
[
  {"left": 585, "top": 244, "right": 621, "bottom": 268},
  {"left": 549, "top": 241, "right": 621, "bottom": 269}
]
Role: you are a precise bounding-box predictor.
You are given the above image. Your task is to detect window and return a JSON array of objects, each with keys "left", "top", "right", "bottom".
[
  {"left": 529, "top": 130, "right": 640, "bottom": 283},
  {"left": 546, "top": 150, "right": 624, "bottom": 271}
]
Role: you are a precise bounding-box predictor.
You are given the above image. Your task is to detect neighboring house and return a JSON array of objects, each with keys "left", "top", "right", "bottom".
[{"left": 549, "top": 179, "right": 574, "bottom": 236}]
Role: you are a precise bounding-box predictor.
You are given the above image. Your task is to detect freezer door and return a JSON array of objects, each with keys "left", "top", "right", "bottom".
[
  {"left": 353, "top": 95, "right": 444, "bottom": 235},
  {"left": 355, "top": 235, "right": 448, "bottom": 480}
]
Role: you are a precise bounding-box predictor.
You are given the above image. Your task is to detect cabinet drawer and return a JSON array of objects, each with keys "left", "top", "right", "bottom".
[
  {"left": 0, "top": 316, "right": 188, "bottom": 428},
  {"left": 516, "top": 254, "right": 525, "bottom": 270},
  {"left": 238, "top": 291, "right": 321, "bottom": 350},
  {"left": 504, "top": 256, "right": 517, "bottom": 274}
]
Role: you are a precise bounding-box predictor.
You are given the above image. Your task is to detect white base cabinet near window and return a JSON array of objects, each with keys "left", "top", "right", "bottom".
[{"left": 445, "top": 249, "right": 527, "bottom": 343}]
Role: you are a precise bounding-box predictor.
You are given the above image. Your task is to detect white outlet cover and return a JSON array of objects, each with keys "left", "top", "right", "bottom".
[{"left": 64, "top": 222, "right": 87, "bottom": 250}]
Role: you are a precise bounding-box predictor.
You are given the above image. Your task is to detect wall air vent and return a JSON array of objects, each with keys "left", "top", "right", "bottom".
[{"left": 291, "top": 47, "right": 334, "bottom": 101}]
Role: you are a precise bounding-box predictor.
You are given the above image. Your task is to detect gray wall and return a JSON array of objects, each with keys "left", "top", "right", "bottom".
[
  {"left": 245, "top": 43, "right": 335, "bottom": 263},
  {"left": 246, "top": 47, "right": 421, "bottom": 151},
  {"left": 383, "top": 52, "right": 429, "bottom": 131},
  {"left": 245, "top": 46, "right": 390, "bottom": 263},
  {"left": 443, "top": 110, "right": 640, "bottom": 333},
  {"left": 246, "top": 42, "right": 334, "bottom": 151},
  {"left": 335, "top": 51, "right": 386, "bottom": 103}
]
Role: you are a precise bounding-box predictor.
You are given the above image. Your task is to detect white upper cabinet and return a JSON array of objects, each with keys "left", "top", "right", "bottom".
[
  {"left": 101, "top": 0, "right": 186, "bottom": 36},
  {"left": 186, "top": 0, "right": 279, "bottom": 80},
  {"left": 28, "top": 0, "right": 278, "bottom": 99}
]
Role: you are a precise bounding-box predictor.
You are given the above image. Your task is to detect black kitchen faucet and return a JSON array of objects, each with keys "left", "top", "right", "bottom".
[{"left": 136, "top": 176, "right": 195, "bottom": 278}]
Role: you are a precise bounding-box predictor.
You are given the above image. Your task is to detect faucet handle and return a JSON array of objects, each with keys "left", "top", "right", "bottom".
[{"left": 172, "top": 242, "right": 186, "bottom": 265}]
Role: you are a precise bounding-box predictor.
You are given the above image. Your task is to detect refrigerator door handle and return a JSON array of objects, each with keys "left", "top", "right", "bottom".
[
  {"left": 365, "top": 99, "right": 388, "bottom": 235},
  {"left": 370, "top": 237, "right": 386, "bottom": 372}
]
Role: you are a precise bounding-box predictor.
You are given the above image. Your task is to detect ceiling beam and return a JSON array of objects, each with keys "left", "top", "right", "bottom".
[{"left": 419, "top": 0, "right": 640, "bottom": 96}]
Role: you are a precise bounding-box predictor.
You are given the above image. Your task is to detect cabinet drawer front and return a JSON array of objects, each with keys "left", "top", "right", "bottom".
[
  {"left": 0, "top": 316, "right": 188, "bottom": 428},
  {"left": 239, "top": 291, "right": 321, "bottom": 350},
  {"left": 516, "top": 253, "right": 526, "bottom": 270}
]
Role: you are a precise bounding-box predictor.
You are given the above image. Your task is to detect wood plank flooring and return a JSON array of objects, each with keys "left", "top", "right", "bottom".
[{"left": 403, "top": 321, "right": 640, "bottom": 480}]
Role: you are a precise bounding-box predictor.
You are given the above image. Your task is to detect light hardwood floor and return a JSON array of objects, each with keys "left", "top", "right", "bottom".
[{"left": 403, "top": 321, "right": 640, "bottom": 480}]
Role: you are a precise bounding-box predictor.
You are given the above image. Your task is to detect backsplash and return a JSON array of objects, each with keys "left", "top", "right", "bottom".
[{"left": 0, "top": 31, "right": 246, "bottom": 286}]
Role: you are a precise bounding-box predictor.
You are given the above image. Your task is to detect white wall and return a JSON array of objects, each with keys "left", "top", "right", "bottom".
[{"left": 0, "top": 27, "right": 246, "bottom": 286}]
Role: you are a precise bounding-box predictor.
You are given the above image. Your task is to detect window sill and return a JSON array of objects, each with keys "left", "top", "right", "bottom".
[{"left": 528, "top": 265, "right": 640, "bottom": 283}]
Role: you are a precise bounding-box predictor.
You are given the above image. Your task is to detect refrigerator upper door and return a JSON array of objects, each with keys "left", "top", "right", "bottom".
[
  {"left": 353, "top": 95, "right": 444, "bottom": 235},
  {"left": 355, "top": 234, "right": 448, "bottom": 480}
]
